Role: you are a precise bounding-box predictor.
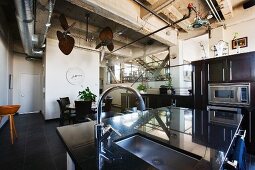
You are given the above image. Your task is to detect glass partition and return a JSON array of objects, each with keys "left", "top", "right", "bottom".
[{"left": 106, "top": 61, "right": 192, "bottom": 95}]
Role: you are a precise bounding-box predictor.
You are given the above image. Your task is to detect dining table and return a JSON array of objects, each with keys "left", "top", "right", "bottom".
[
  {"left": 66, "top": 102, "right": 99, "bottom": 111},
  {"left": 66, "top": 102, "right": 120, "bottom": 121}
]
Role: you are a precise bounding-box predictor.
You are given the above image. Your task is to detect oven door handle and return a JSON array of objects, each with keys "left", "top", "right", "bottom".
[{"left": 207, "top": 106, "right": 240, "bottom": 112}]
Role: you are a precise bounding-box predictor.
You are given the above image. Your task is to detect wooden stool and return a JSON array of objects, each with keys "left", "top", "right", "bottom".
[{"left": 0, "top": 105, "right": 20, "bottom": 144}]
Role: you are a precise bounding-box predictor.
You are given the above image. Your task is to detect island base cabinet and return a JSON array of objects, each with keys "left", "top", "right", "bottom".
[{"left": 242, "top": 110, "right": 255, "bottom": 155}]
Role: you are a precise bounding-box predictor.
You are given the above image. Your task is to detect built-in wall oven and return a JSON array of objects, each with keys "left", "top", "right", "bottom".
[
  {"left": 208, "top": 83, "right": 250, "bottom": 107},
  {"left": 207, "top": 105, "right": 242, "bottom": 126}
]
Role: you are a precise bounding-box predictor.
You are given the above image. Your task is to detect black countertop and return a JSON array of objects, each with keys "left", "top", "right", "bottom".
[{"left": 57, "top": 107, "right": 243, "bottom": 170}]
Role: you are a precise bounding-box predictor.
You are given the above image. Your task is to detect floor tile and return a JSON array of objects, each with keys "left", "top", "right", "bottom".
[{"left": 0, "top": 113, "right": 66, "bottom": 170}]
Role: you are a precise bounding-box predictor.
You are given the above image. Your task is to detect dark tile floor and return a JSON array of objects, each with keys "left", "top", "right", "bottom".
[
  {"left": 0, "top": 113, "right": 255, "bottom": 170},
  {"left": 0, "top": 113, "right": 66, "bottom": 170}
]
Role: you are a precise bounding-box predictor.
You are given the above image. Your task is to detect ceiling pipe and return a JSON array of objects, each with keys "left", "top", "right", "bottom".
[
  {"left": 106, "top": 3, "right": 194, "bottom": 57},
  {"left": 209, "top": 0, "right": 222, "bottom": 22},
  {"left": 14, "top": 0, "right": 55, "bottom": 57},
  {"left": 133, "top": 0, "right": 172, "bottom": 26},
  {"left": 14, "top": 0, "right": 37, "bottom": 56},
  {"left": 205, "top": 0, "right": 222, "bottom": 23},
  {"left": 205, "top": 0, "right": 220, "bottom": 22},
  {"left": 39, "top": 0, "right": 56, "bottom": 48}
]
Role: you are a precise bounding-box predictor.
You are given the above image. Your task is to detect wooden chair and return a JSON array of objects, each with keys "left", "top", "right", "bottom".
[
  {"left": 0, "top": 105, "right": 20, "bottom": 144},
  {"left": 57, "top": 100, "right": 75, "bottom": 126},
  {"left": 74, "top": 101, "right": 93, "bottom": 123}
]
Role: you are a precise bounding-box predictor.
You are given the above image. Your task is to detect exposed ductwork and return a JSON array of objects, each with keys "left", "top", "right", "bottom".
[
  {"left": 14, "top": 0, "right": 55, "bottom": 57},
  {"left": 205, "top": 0, "right": 223, "bottom": 23}
]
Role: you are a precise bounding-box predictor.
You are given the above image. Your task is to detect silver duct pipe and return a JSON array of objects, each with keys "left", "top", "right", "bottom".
[
  {"left": 205, "top": 0, "right": 222, "bottom": 23},
  {"left": 205, "top": 0, "right": 219, "bottom": 22},
  {"left": 209, "top": 0, "right": 222, "bottom": 22},
  {"left": 14, "top": 0, "right": 35, "bottom": 56},
  {"left": 39, "top": 0, "right": 55, "bottom": 47},
  {"left": 14, "top": 0, "right": 55, "bottom": 57}
]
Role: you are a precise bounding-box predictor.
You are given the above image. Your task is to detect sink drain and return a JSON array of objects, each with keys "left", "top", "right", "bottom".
[{"left": 152, "top": 159, "right": 162, "bottom": 165}]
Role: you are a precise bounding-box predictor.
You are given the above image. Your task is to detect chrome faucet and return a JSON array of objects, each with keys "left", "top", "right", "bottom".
[{"left": 95, "top": 85, "right": 146, "bottom": 169}]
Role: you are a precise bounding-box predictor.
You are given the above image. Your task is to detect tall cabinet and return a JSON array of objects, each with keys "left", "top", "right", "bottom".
[
  {"left": 192, "top": 60, "right": 207, "bottom": 109},
  {"left": 192, "top": 51, "right": 255, "bottom": 154}
]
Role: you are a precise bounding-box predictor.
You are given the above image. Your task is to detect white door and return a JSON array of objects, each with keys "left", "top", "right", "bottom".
[{"left": 19, "top": 74, "right": 41, "bottom": 114}]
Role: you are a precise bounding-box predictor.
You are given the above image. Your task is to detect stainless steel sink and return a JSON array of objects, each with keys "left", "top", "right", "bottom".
[{"left": 115, "top": 134, "right": 200, "bottom": 170}]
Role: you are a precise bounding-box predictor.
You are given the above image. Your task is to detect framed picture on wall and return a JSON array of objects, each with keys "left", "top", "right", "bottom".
[
  {"left": 232, "top": 37, "right": 248, "bottom": 49},
  {"left": 183, "top": 70, "right": 192, "bottom": 82}
]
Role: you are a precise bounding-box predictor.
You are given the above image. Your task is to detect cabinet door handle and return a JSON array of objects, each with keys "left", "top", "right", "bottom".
[
  {"left": 224, "top": 128, "right": 226, "bottom": 141},
  {"left": 201, "top": 71, "right": 203, "bottom": 95},
  {"left": 249, "top": 111, "right": 251, "bottom": 143},
  {"left": 223, "top": 68, "right": 225, "bottom": 81},
  {"left": 193, "top": 71, "right": 195, "bottom": 95},
  {"left": 207, "top": 65, "right": 209, "bottom": 81},
  {"left": 230, "top": 61, "right": 232, "bottom": 81}
]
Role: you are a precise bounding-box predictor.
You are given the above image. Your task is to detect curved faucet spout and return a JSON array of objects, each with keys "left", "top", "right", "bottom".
[
  {"left": 97, "top": 85, "right": 145, "bottom": 124},
  {"left": 95, "top": 85, "right": 145, "bottom": 169}
]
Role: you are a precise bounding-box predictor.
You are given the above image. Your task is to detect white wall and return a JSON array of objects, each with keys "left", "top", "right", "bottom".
[
  {"left": 0, "top": 11, "right": 13, "bottom": 128},
  {"left": 44, "top": 38, "right": 100, "bottom": 120},
  {"left": 12, "top": 54, "right": 43, "bottom": 112},
  {"left": 182, "top": 34, "right": 209, "bottom": 61},
  {"left": 224, "top": 18, "right": 255, "bottom": 55}
]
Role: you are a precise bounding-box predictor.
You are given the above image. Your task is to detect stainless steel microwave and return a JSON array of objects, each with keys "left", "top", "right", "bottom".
[{"left": 208, "top": 83, "right": 250, "bottom": 106}]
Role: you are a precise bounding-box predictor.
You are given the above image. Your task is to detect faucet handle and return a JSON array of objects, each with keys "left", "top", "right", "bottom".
[{"left": 105, "top": 125, "right": 122, "bottom": 137}]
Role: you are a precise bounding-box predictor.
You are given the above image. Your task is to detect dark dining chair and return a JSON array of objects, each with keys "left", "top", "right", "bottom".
[
  {"left": 74, "top": 100, "right": 94, "bottom": 123},
  {"left": 60, "top": 97, "right": 75, "bottom": 114},
  {"left": 103, "top": 96, "right": 113, "bottom": 112},
  {"left": 57, "top": 100, "right": 76, "bottom": 126}
]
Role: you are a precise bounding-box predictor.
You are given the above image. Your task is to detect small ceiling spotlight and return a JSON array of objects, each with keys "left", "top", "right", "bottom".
[
  {"left": 45, "top": 23, "right": 51, "bottom": 27},
  {"left": 206, "top": 11, "right": 213, "bottom": 20}
]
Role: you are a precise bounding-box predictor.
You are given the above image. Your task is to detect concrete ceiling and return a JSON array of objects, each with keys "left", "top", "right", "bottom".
[{"left": 2, "top": 0, "right": 255, "bottom": 58}]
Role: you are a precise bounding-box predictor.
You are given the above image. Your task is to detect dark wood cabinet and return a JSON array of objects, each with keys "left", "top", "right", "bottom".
[
  {"left": 174, "top": 95, "right": 194, "bottom": 108},
  {"left": 208, "top": 124, "right": 236, "bottom": 150},
  {"left": 192, "top": 60, "right": 207, "bottom": 109},
  {"left": 228, "top": 52, "right": 253, "bottom": 82},
  {"left": 192, "top": 110, "right": 208, "bottom": 145},
  {"left": 192, "top": 51, "right": 255, "bottom": 154},
  {"left": 121, "top": 93, "right": 193, "bottom": 111},
  {"left": 242, "top": 108, "right": 255, "bottom": 154},
  {"left": 207, "top": 57, "right": 227, "bottom": 82},
  {"left": 206, "top": 52, "right": 255, "bottom": 83}
]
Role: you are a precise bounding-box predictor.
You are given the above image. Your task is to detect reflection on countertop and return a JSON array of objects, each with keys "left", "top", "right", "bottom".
[{"left": 57, "top": 106, "right": 243, "bottom": 170}]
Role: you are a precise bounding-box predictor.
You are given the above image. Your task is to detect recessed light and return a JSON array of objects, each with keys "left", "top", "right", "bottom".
[{"left": 45, "top": 23, "right": 51, "bottom": 27}]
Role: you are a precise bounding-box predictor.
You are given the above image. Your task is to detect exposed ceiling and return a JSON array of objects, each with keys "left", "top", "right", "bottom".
[{"left": 1, "top": 0, "right": 255, "bottom": 58}]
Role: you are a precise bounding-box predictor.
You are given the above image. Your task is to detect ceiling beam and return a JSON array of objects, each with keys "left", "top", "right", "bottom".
[
  {"left": 161, "top": 5, "right": 191, "bottom": 32},
  {"left": 67, "top": 0, "right": 176, "bottom": 46},
  {"left": 215, "top": 0, "right": 233, "bottom": 19},
  {"left": 50, "top": 15, "right": 145, "bottom": 49},
  {"left": 145, "top": 0, "right": 159, "bottom": 5},
  {"left": 140, "top": 0, "right": 175, "bottom": 19}
]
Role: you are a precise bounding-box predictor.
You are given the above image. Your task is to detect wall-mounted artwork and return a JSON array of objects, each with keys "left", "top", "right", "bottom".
[
  {"left": 232, "top": 37, "right": 248, "bottom": 49},
  {"left": 183, "top": 64, "right": 192, "bottom": 82},
  {"left": 213, "top": 40, "right": 229, "bottom": 57}
]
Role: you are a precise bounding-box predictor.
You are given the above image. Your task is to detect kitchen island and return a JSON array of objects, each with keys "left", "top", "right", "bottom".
[{"left": 57, "top": 107, "right": 243, "bottom": 170}]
